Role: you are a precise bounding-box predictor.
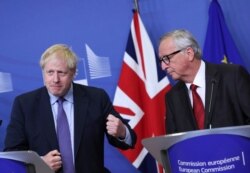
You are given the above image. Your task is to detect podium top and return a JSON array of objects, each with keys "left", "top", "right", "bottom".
[
  {"left": 142, "top": 125, "right": 250, "bottom": 168},
  {"left": 0, "top": 150, "right": 54, "bottom": 173}
]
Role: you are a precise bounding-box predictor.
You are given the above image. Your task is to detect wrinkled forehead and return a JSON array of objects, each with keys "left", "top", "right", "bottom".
[{"left": 159, "top": 38, "right": 177, "bottom": 55}]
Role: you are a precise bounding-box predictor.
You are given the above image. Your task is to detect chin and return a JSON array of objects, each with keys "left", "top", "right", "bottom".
[
  {"left": 171, "top": 75, "right": 180, "bottom": 81},
  {"left": 49, "top": 90, "right": 63, "bottom": 97},
  {"left": 52, "top": 93, "right": 62, "bottom": 97}
]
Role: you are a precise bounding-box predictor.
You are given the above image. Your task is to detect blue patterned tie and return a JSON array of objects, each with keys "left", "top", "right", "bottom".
[{"left": 57, "top": 98, "right": 74, "bottom": 173}]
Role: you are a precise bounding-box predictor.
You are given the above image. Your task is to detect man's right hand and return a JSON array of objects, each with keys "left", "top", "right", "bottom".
[{"left": 41, "top": 150, "right": 62, "bottom": 172}]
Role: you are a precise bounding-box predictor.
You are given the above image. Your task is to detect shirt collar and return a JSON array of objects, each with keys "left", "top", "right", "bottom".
[
  {"left": 186, "top": 60, "right": 206, "bottom": 88},
  {"left": 49, "top": 83, "right": 74, "bottom": 105}
]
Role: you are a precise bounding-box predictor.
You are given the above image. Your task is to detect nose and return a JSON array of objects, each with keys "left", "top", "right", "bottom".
[
  {"left": 161, "top": 62, "right": 169, "bottom": 71},
  {"left": 53, "top": 72, "right": 60, "bottom": 83}
]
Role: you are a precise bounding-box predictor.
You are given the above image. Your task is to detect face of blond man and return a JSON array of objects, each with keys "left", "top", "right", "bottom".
[{"left": 43, "top": 52, "right": 75, "bottom": 97}]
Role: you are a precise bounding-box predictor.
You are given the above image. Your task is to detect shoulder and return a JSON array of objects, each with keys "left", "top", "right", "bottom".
[
  {"left": 166, "top": 81, "right": 186, "bottom": 98},
  {"left": 206, "top": 62, "right": 249, "bottom": 79},
  {"left": 12, "top": 87, "right": 48, "bottom": 108},
  {"left": 205, "top": 62, "right": 250, "bottom": 88},
  {"left": 206, "top": 62, "right": 246, "bottom": 74},
  {"left": 73, "top": 83, "right": 108, "bottom": 97},
  {"left": 15, "top": 87, "right": 47, "bottom": 101}
]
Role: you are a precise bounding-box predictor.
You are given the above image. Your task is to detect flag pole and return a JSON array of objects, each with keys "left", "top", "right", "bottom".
[{"left": 133, "top": 0, "right": 139, "bottom": 12}]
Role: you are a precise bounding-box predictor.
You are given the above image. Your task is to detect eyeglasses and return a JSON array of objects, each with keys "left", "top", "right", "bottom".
[{"left": 159, "top": 49, "right": 182, "bottom": 65}]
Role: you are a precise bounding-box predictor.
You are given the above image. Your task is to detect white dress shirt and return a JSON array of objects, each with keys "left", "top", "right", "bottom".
[{"left": 186, "top": 60, "right": 206, "bottom": 108}]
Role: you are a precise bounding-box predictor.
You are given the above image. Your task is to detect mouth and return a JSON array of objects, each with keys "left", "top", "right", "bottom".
[
  {"left": 50, "top": 85, "right": 62, "bottom": 90},
  {"left": 166, "top": 69, "right": 174, "bottom": 75}
]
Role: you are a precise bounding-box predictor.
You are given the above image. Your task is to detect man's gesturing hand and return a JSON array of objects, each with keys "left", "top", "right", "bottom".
[{"left": 106, "top": 114, "right": 126, "bottom": 139}]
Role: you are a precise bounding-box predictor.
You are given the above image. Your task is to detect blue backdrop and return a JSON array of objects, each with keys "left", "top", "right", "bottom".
[{"left": 0, "top": 0, "right": 250, "bottom": 172}]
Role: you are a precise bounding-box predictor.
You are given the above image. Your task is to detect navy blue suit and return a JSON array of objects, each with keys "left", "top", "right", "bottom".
[
  {"left": 166, "top": 63, "right": 250, "bottom": 134},
  {"left": 4, "top": 83, "right": 136, "bottom": 173}
]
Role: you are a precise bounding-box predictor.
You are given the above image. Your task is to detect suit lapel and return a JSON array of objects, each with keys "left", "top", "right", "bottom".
[
  {"left": 205, "top": 63, "right": 220, "bottom": 127},
  {"left": 73, "top": 84, "right": 89, "bottom": 158},
  {"left": 37, "top": 88, "right": 59, "bottom": 149},
  {"left": 177, "top": 82, "right": 198, "bottom": 126}
]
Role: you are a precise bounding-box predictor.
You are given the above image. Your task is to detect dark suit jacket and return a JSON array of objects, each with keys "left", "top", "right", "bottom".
[
  {"left": 166, "top": 62, "right": 250, "bottom": 134},
  {"left": 4, "top": 83, "right": 136, "bottom": 173}
]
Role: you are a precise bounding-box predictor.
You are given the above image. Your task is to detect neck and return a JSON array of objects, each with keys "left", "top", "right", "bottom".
[{"left": 184, "top": 59, "right": 202, "bottom": 83}]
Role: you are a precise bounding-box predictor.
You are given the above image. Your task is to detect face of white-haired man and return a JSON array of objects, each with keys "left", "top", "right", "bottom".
[{"left": 159, "top": 37, "right": 195, "bottom": 82}]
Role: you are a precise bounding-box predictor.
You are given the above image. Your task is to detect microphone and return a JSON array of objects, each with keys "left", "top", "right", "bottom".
[{"left": 208, "top": 79, "right": 216, "bottom": 129}]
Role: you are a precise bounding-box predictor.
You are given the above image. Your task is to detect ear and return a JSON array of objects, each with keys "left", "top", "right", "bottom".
[
  {"left": 71, "top": 68, "right": 77, "bottom": 78},
  {"left": 185, "top": 47, "right": 195, "bottom": 61}
]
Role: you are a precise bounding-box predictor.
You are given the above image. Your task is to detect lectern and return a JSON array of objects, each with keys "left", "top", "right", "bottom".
[
  {"left": 0, "top": 151, "right": 54, "bottom": 173},
  {"left": 142, "top": 125, "right": 250, "bottom": 173}
]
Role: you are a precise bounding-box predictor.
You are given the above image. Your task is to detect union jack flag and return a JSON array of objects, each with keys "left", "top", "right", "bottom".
[{"left": 113, "top": 10, "right": 171, "bottom": 173}]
